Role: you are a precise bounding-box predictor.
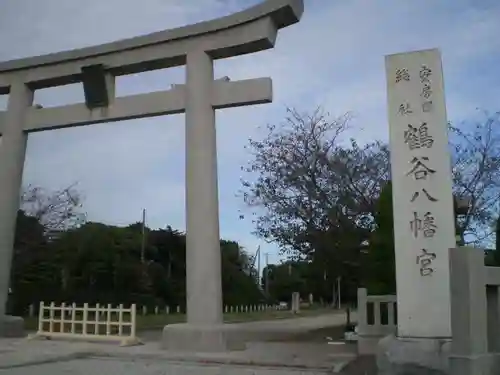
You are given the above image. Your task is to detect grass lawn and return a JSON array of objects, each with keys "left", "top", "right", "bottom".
[{"left": 23, "top": 307, "right": 338, "bottom": 332}]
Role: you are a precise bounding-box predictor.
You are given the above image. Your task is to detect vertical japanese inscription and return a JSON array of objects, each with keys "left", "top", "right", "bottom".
[
  {"left": 416, "top": 249, "right": 436, "bottom": 276},
  {"left": 387, "top": 49, "right": 455, "bottom": 338},
  {"left": 420, "top": 65, "right": 433, "bottom": 113},
  {"left": 404, "top": 123, "right": 433, "bottom": 149},
  {"left": 395, "top": 62, "right": 438, "bottom": 276}
]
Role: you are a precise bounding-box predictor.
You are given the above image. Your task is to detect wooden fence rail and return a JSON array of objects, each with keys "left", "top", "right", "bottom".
[{"left": 29, "top": 302, "right": 141, "bottom": 346}]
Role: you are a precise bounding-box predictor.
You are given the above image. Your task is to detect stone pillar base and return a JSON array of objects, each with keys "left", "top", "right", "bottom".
[
  {"left": 377, "top": 335, "right": 451, "bottom": 374},
  {"left": 358, "top": 335, "right": 382, "bottom": 355},
  {"left": 448, "top": 353, "right": 500, "bottom": 375},
  {"left": 0, "top": 315, "right": 24, "bottom": 338},
  {"left": 161, "top": 323, "right": 246, "bottom": 352}
]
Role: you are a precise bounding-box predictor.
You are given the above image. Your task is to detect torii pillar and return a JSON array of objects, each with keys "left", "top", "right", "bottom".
[{"left": 0, "top": 0, "right": 304, "bottom": 349}]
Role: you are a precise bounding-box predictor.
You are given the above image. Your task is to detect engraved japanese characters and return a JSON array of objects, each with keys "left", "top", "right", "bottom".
[
  {"left": 386, "top": 48, "right": 456, "bottom": 338},
  {"left": 394, "top": 63, "right": 440, "bottom": 276}
]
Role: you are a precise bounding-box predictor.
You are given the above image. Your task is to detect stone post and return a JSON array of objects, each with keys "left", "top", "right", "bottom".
[
  {"left": 357, "top": 288, "right": 368, "bottom": 334},
  {"left": 291, "top": 292, "right": 300, "bottom": 313},
  {"left": 184, "top": 50, "right": 223, "bottom": 326},
  {"left": 162, "top": 51, "right": 239, "bottom": 351},
  {"left": 378, "top": 48, "right": 456, "bottom": 374},
  {"left": 0, "top": 82, "right": 32, "bottom": 337},
  {"left": 448, "top": 247, "right": 489, "bottom": 375}
]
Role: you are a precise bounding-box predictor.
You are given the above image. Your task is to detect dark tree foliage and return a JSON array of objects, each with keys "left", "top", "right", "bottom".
[
  {"left": 241, "top": 107, "right": 500, "bottom": 297},
  {"left": 8, "top": 187, "right": 264, "bottom": 315},
  {"left": 363, "top": 181, "right": 396, "bottom": 294}
]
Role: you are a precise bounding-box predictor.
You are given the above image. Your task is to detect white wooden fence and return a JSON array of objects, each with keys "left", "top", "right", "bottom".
[
  {"left": 30, "top": 302, "right": 141, "bottom": 346},
  {"left": 26, "top": 303, "right": 279, "bottom": 317}
]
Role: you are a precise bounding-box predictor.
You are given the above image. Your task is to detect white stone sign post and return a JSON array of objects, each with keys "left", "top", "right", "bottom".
[{"left": 379, "top": 49, "right": 456, "bottom": 373}]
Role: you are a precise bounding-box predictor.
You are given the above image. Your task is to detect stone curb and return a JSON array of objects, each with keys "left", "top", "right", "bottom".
[
  {"left": 0, "top": 348, "right": 355, "bottom": 372},
  {"left": 0, "top": 351, "right": 92, "bottom": 369},
  {"left": 88, "top": 350, "right": 355, "bottom": 372}
]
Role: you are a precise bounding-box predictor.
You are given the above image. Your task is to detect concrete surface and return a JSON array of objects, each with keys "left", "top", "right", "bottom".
[
  {"left": 357, "top": 336, "right": 381, "bottom": 356},
  {"left": 0, "top": 339, "right": 355, "bottom": 373},
  {"left": 161, "top": 323, "right": 246, "bottom": 352},
  {"left": 0, "top": 313, "right": 357, "bottom": 373},
  {"left": 3, "top": 358, "right": 334, "bottom": 375},
  {"left": 377, "top": 334, "right": 451, "bottom": 374},
  {"left": 0, "top": 316, "right": 24, "bottom": 338},
  {"left": 143, "top": 310, "right": 357, "bottom": 343}
]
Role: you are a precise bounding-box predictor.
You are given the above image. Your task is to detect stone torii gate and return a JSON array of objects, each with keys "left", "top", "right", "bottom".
[{"left": 0, "top": 0, "right": 303, "bottom": 349}]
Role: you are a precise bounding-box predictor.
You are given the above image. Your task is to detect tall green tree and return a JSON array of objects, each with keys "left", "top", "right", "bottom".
[
  {"left": 241, "top": 107, "right": 500, "bottom": 300},
  {"left": 364, "top": 181, "right": 396, "bottom": 294},
  {"left": 221, "top": 240, "right": 263, "bottom": 305},
  {"left": 240, "top": 107, "right": 389, "bottom": 301},
  {"left": 9, "top": 186, "right": 265, "bottom": 315},
  {"left": 264, "top": 262, "right": 306, "bottom": 302}
]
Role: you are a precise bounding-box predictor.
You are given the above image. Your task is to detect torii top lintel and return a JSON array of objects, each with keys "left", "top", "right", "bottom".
[
  {"left": 0, "top": 0, "right": 303, "bottom": 91},
  {"left": 0, "top": 0, "right": 303, "bottom": 133}
]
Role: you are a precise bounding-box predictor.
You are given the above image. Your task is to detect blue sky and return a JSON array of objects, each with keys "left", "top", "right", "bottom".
[{"left": 1, "top": 0, "right": 499, "bottom": 265}]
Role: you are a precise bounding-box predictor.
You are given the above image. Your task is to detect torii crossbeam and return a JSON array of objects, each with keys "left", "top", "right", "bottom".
[{"left": 0, "top": 0, "right": 303, "bottom": 350}]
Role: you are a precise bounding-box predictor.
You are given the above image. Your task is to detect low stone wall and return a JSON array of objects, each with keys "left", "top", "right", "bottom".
[
  {"left": 448, "top": 247, "right": 500, "bottom": 374},
  {"left": 356, "top": 288, "right": 396, "bottom": 355}
]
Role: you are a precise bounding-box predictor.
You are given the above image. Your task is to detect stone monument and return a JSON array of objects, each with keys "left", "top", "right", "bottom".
[
  {"left": 291, "top": 292, "right": 300, "bottom": 313},
  {"left": 377, "top": 48, "right": 456, "bottom": 374},
  {"left": 0, "top": 0, "right": 304, "bottom": 350}
]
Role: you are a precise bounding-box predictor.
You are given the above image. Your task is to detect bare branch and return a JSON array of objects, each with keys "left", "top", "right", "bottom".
[{"left": 21, "top": 183, "right": 86, "bottom": 234}]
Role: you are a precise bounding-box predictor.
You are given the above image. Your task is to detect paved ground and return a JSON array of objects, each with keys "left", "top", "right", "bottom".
[
  {"left": 340, "top": 355, "right": 377, "bottom": 375},
  {"left": 140, "top": 310, "right": 355, "bottom": 342},
  {"left": 0, "top": 311, "right": 374, "bottom": 374},
  {"left": 2, "top": 358, "right": 336, "bottom": 375}
]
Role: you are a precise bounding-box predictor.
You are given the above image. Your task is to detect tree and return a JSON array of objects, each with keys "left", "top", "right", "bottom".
[
  {"left": 240, "top": 107, "right": 390, "bottom": 296},
  {"left": 263, "top": 261, "right": 308, "bottom": 303},
  {"left": 221, "top": 241, "right": 263, "bottom": 305},
  {"left": 148, "top": 226, "right": 187, "bottom": 306},
  {"left": 241, "top": 107, "right": 500, "bottom": 299},
  {"left": 9, "top": 184, "right": 265, "bottom": 314},
  {"left": 363, "top": 181, "right": 396, "bottom": 294},
  {"left": 20, "top": 183, "right": 86, "bottom": 235},
  {"left": 450, "top": 111, "right": 500, "bottom": 245},
  {"left": 9, "top": 183, "right": 86, "bottom": 313},
  {"left": 9, "top": 211, "right": 58, "bottom": 314}
]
